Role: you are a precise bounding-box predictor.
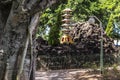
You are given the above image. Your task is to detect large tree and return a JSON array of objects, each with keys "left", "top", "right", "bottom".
[{"left": 0, "top": 0, "right": 65, "bottom": 80}]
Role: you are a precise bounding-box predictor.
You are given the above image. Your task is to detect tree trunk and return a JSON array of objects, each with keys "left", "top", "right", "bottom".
[{"left": 0, "top": 0, "right": 64, "bottom": 80}]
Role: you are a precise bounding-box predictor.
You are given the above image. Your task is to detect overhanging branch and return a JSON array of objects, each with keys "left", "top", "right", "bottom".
[
  {"left": 0, "top": 0, "right": 12, "bottom": 4},
  {"left": 21, "top": 0, "right": 65, "bottom": 15}
]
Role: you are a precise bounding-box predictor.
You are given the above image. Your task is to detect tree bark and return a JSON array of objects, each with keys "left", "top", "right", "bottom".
[{"left": 0, "top": 0, "right": 64, "bottom": 80}]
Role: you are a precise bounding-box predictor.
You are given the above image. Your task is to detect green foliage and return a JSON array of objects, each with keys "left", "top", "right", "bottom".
[
  {"left": 38, "top": 4, "right": 66, "bottom": 45},
  {"left": 36, "top": 0, "right": 67, "bottom": 41},
  {"left": 37, "top": 0, "right": 103, "bottom": 44},
  {"left": 105, "top": 14, "right": 114, "bottom": 36},
  {"left": 100, "top": 0, "right": 120, "bottom": 38},
  {"left": 66, "top": 0, "right": 101, "bottom": 22},
  {"left": 37, "top": 0, "right": 120, "bottom": 44},
  {"left": 48, "top": 9, "right": 62, "bottom": 45}
]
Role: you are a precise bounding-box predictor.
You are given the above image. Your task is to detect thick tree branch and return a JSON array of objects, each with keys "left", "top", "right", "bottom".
[
  {"left": 0, "top": 0, "right": 12, "bottom": 4},
  {"left": 16, "top": 13, "right": 40, "bottom": 80},
  {"left": 21, "top": 0, "right": 66, "bottom": 15},
  {"left": 28, "top": 13, "right": 40, "bottom": 80}
]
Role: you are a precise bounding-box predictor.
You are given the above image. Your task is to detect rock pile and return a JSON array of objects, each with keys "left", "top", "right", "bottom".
[
  {"left": 70, "top": 22, "right": 117, "bottom": 54},
  {"left": 36, "top": 22, "right": 118, "bottom": 70}
]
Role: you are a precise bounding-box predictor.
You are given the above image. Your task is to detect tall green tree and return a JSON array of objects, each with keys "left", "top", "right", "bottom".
[
  {"left": 48, "top": 8, "right": 62, "bottom": 45},
  {"left": 38, "top": 3, "right": 66, "bottom": 45}
]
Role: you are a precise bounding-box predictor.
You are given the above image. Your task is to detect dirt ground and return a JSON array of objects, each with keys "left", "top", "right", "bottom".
[
  {"left": 35, "top": 66, "right": 120, "bottom": 80},
  {"left": 73, "top": 68, "right": 120, "bottom": 80}
]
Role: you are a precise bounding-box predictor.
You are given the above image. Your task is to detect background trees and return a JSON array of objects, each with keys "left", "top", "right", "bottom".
[
  {"left": 38, "top": 3, "right": 66, "bottom": 45},
  {"left": 100, "top": 0, "right": 120, "bottom": 38},
  {"left": 38, "top": 0, "right": 120, "bottom": 43}
]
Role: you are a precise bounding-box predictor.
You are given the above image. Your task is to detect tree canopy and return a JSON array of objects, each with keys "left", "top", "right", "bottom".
[
  {"left": 100, "top": 0, "right": 120, "bottom": 38},
  {"left": 38, "top": 0, "right": 120, "bottom": 45}
]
